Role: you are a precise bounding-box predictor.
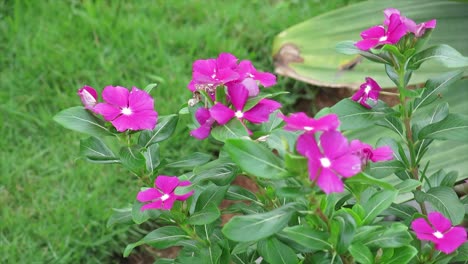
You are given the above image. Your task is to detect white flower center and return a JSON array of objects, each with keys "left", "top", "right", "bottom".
[
  {"left": 247, "top": 73, "right": 254, "bottom": 78},
  {"left": 320, "top": 157, "right": 332, "bottom": 168},
  {"left": 364, "top": 85, "right": 372, "bottom": 94},
  {"left": 235, "top": 110, "right": 244, "bottom": 118},
  {"left": 379, "top": 36, "right": 388, "bottom": 42},
  {"left": 160, "top": 194, "right": 170, "bottom": 201},
  {"left": 433, "top": 231, "right": 444, "bottom": 239},
  {"left": 121, "top": 107, "right": 132, "bottom": 116},
  {"left": 304, "top": 126, "right": 314, "bottom": 131},
  {"left": 211, "top": 74, "right": 216, "bottom": 79}
]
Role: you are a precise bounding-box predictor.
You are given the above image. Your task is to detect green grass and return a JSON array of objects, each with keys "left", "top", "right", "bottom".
[{"left": 0, "top": 0, "right": 359, "bottom": 262}]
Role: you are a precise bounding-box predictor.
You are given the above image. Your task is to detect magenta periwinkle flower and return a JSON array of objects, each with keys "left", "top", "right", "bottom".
[
  {"left": 210, "top": 85, "right": 281, "bottom": 127},
  {"left": 190, "top": 107, "right": 215, "bottom": 140},
  {"left": 350, "top": 139, "right": 393, "bottom": 167},
  {"left": 93, "top": 86, "right": 158, "bottom": 132},
  {"left": 355, "top": 13, "right": 407, "bottom": 51},
  {"left": 297, "top": 131, "right": 361, "bottom": 194},
  {"left": 230, "top": 60, "right": 277, "bottom": 96},
  {"left": 78, "top": 86, "right": 98, "bottom": 110},
  {"left": 411, "top": 212, "right": 467, "bottom": 254},
  {"left": 384, "top": 8, "right": 436, "bottom": 38},
  {"left": 137, "top": 175, "right": 194, "bottom": 211},
  {"left": 351, "top": 77, "right": 382, "bottom": 109},
  {"left": 280, "top": 112, "right": 340, "bottom": 133}
]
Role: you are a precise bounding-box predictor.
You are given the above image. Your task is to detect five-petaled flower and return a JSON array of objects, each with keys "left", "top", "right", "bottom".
[
  {"left": 297, "top": 131, "right": 361, "bottom": 194},
  {"left": 78, "top": 86, "right": 98, "bottom": 110},
  {"left": 350, "top": 139, "right": 393, "bottom": 167},
  {"left": 137, "top": 175, "right": 194, "bottom": 211},
  {"left": 190, "top": 107, "right": 216, "bottom": 140},
  {"left": 351, "top": 77, "right": 382, "bottom": 109},
  {"left": 209, "top": 85, "right": 281, "bottom": 128},
  {"left": 280, "top": 112, "right": 339, "bottom": 134},
  {"left": 94, "top": 86, "right": 158, "bottom": 132},
  {"left": 355, "top": 13, "right": 407, "bottom": 51},
  {"left": 411, "top": 212, "right": 467, "bottom": 254}
]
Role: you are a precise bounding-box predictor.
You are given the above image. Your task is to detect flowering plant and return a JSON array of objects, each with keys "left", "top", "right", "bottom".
[{"left": 54, "top": 8, "right": 468, "bottom": 264}]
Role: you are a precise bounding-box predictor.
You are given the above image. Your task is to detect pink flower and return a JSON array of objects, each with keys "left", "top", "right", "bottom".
[
  {"left": 280, "top": 112, "right": 339, "bottom": 133},
  {"left": 94, "top": 86, "right": 158, "bottom": 132},
  {"left": 210, "top": 85, "right": 281, "bottom": 126},
  {"left": 190, "top": 107, "right": 215, "bottom": 140},
  {"left": 229, "top": 60, "right": 277, "bottom": 96},
  {"left": 355, "top": 13, "right": 407, "bottom": 51},
  {"left": 297, "top": 131, "right": 361, "bottom": 194},
  {"left": 384, "top": 8, "right": 436, "bottom": 38},
  {"left": 137, "top": 175, "right": 194, "bottom": 211},
  {"left": 351, "top": 77, "right": 382, "bottom": 109},
  {"left": 350, "top": 139, "right": 393, "bottom": 166},
  {"left": 188, "top": 53, "right": 240, "bottom": 92},
  {"left": 78, "top": 86, "right": 98, "bottom": 110},
  {"left": 411, "top": 212, "right": 467, "bottom": 254}
]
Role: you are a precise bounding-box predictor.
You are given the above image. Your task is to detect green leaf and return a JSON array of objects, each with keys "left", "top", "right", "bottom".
[
  {"left": 224, "top": 138, "right": 287, "bottom": 179},
  {"left": 418, "top": 113, "right": 468, "bottom": 142},
  {"left": 376, "top": 115, "right": 404, "bottom": 139},
  {"left": 284, "top": 153, "right": 308, "bottom": 175},
  {"left": 142, "top": 143, "right": 160, "bottom": 173},
  {"left": 165, "top": 152, "right": 211, "bottom": 168},
  {"left": 225, "top": 185, "right": 260, "bottom": 205},
  {"left": 361, "top": 223, "right": 413, "bottom": 248},
  {"left": 107, "top": 207, "right": 132, "bottom": 228},
  {"left": 191, "top": 184, "right": 228, "bottom": 215},
  {"left": 131, "top": 201, "right": 161, "bottom": 225},
  {"left": 424, "top": 169, "right": 458, "bottom": 190},
  {"left": 273, "top": 0, "right": 468, "bottom": 88},
  {"left": 383, "top": 204, "right": 418, "bottom": 221},
  {"left": 409, "top": 44, "right": 468, "bottom": 70},
  {"left": 361, "top": 190, "right": 397, "bottom": 224},
  {"left": 367, "top": 160, "right": 405, "bottom": 179},
  {"left": 349, "top": 243, "right": 374, "bottom": 264},
  {"left": 79, "top": 136, "right": 119, "bottom": 163},
  {"left": 138, "top": 114, "right": 178, "bottom": 147},
  {"left": 211, "top": 118, "right": 249, "bottom": 142},
  {"left": 124, "top": 226, "right": 190, "bottom": 257},
  {"left": 414, "top": 186, "right": 465, "bottom": 224},
  {"left": 192, "top": 158, "right": 238, "bottom": 186},
  {"left": 53, "top": 106, "right": 113, "bottom": 137},
  {"left": 222, "top": 203, "right": 296, "bottom": 242},
  {"left": 381, "top": 246, "right": 417, "bottom": 264},
  {"left": 282, "top": 225, "right": 332, "bottom": 251},
  {"left": 119, "top": 146, "right": 146, "bottom": 174},
  {"left": 413, "top": 70, "right": 463, "bottom": 113},
  {"left": 346, "top": 172, "right": 396, "bottom": 191},
  {"left": 394, "top": 179, "right": 421, "bottom": 193},
  {"left": 335, "top": 40, "right": 389, "bottom": 64},
  {"left": 257, "top": 237, "right": 298, "bottom": 264},
  {"left": 330, "top": 99, "right": 389, "bottom": 130},
  {"left": 331, "top": 212, "right": 356, "bottom": 254},
  {"left": 144, "top": 83, "right": 158, "bottom": 94},
  {"left": 188, "top": 203, "right": 220, "bottom": 225}
]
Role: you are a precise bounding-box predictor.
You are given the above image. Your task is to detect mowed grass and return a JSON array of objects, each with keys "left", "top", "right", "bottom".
[{"left": 0, "top": 0, "right": 359, "bottom": 262}]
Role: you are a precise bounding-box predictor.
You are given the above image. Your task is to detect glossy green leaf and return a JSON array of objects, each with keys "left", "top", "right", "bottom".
[
  {"left": 79, "top": 136, "right": 119, "bottom": 163},
  {"left": 330, "top": 99, "right": 387, "bottom": 130},
  {"left": 222, "top": 203, "right": 296, "bottom": 242},
  {"left": 361, "top": 190, "right": 397, "bottom": 224},
  {"left": 349, "top": 243, "right": 374, "bottom": 264},
  {"left": 224, "top": 138, "right": 287, "bottom": 179},
  {"left": 138, "top": 114, "right": 178, "bottom": 147},
  {"left": 257, "top": 237, "right": 298, "bottom": 264},
  {"left": 418, "top": 113, "right": 468, "bottom": 142},
  {"left": 142, "top": 143, "right": 160, "bottom": 173},
  {"left": 409, "top": 44, "right": 468, "bottom": 70},
  {"left": 272, "top": 0, "right": 468, "bottom": 89},
  {"left": 360, "top": 223, "right": 413, "bottom": 248},
  {"left": 53, "top": 106, "right": 114, "bottom": 137},
  {"left": 414, "top": 186, "right": 464, "bottom": 224},
  {"left": 381, "top": 246, "right": 417, "bottom": 264},
  {"left": 131, "top": 201, "right": 161, "bottom": 225},
  {"left": 107, "top": 207, "right": 132, "bottom": 228},
  {"left": 225, "top": 185, "right": 261, "bottom": 205},
  {"left": 331, "top": 212, "right": 356, "bottom": 254},
  {"left": 193, "top": 184, "right": 228, "bottom": 213},
  {"left": 165, "top": 152, "right": 211, "bottom": 168},
  {"left": 282, "top": 225, "right": 332, "bottom": 251},
  {"left": 188, "top": 202, "right": 220, "bottom": 225},
  {"left": 124, "top": 226, "right": 190, "bottom": 257},
  {"left": 192, "top": 157, "right": 238, "bottom": 186},
  {"left": 211, "top": 118, "right": 249, "bottom": 142},
  {"left": 383, "top": 204, "right": 418, "bottom": 221},
  {"left": 424, "top": 169, "right": 458, "bottom": 190},
  {"left": 119, "top": 146, "right": 146, "bottom": 174}
]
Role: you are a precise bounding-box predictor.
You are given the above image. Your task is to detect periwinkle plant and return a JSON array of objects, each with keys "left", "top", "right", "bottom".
[{"left": 54, "top": 8, "right": 468, "bottom": 264}]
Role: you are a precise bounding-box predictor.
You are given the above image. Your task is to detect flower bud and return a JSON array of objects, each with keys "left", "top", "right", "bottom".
[{"left": 78, "top": 86, "right": 98, "bottom": 110}]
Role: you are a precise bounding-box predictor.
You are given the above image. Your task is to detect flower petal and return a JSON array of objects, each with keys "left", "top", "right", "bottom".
[
  {"left": 227, "top": 84, "right": 249, "bottom": 111},
  {"left": 297, "top": 133, "right": 320, "bottom": 158},
  {"left": 155, "top": 175, "right": 180, "bottom": 194},
  {"left": 332, "top": 153, "right": 361, "bottom": 177},
  {"left": 111, "top": 110, "right": 157, "bottom": 132},
  {"left": 370, "top": 146, "right": 393, "bottom": 162},
  {"left": 195, "top": 107, "right": 211, "bottom": 125},
  {"left": 128, "top": 87, "right": 155, "bottom": 112},
  {"left": 428, "top": 212, "right": 452, "bottom": 233},
  {"left": 308, "top": 158, "right": 321, "bottom": 182},
  {"left": 436, "top": 227, "right": 467, "bottom": 254},
  {"left": 93, "top": 103, "right": 121, "bottom": 121},
  {"left": 141, "top": 200, "right": 163, "bottom": 211},
  {"left": 255, "top": 71, "right": 277, "bottom": 87},
  {"left": 161, "top": 196, "right": 177, "bottom": 210},
  {"left": 411, "top": 218, "right": 438, "bottom": 242},
  {"left": 320, "top": 131, "right": 349, "bottom": 159},
  {"left": 101, "top": 86, "right": 129, "bottom": 107},
  {"left": 243, "top": 99, "right": 281, "bottom": 124},
  {"left": 360, "top": 25, "right": 385, "bottom": 39},
  {"left": 216, "top": 52, "right": 238, "bottom": 69},
  {"left": 137, "top": 188, "right": 162, "bottom": 202},
  {"left": 355, "top": 38, "right": 380, "bottom": 51},
  {"left": 317, "top": 168, "right": 344, "bottom": 194},
  {"left": 190, "top": 125, "right": 212, "bottom": 140},
  {"left": 241, "top": 78, "right": 259, "bottom": 97},
  {"left": 210, "top": 103, "right": 235, "bottom": 125}
]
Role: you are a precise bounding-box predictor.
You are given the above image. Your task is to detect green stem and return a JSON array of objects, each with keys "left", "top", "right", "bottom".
[{"left": 397, "top": 66, "right": 428, "bottom": 215}]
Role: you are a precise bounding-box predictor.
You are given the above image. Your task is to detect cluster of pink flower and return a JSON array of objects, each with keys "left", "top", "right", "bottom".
[
  {"left": 355, "top": 8, "right": 436, "bottom": 51},
  {"left": 280, "top": 112, "right": 392, "bottom": 194},
  {"left": 78, "top": 86, "right": 158, "bottom": 132},
  {"left": 187, "top": 53, "right": 281, "bottom": 139}
]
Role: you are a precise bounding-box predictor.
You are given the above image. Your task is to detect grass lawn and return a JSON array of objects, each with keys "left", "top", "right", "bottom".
[{"left": 1, "top": 0, "right": 359, "bottom": 262}]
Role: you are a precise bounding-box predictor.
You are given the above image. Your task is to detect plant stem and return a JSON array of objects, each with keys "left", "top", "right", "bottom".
[{"left": 397, "top": 67, "right": 427, "bottom": 215}]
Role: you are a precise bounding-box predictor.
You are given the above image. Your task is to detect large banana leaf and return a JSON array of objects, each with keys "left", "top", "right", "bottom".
[{"left": 272, "top": 0, "right": 468, "bottom": 89}]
